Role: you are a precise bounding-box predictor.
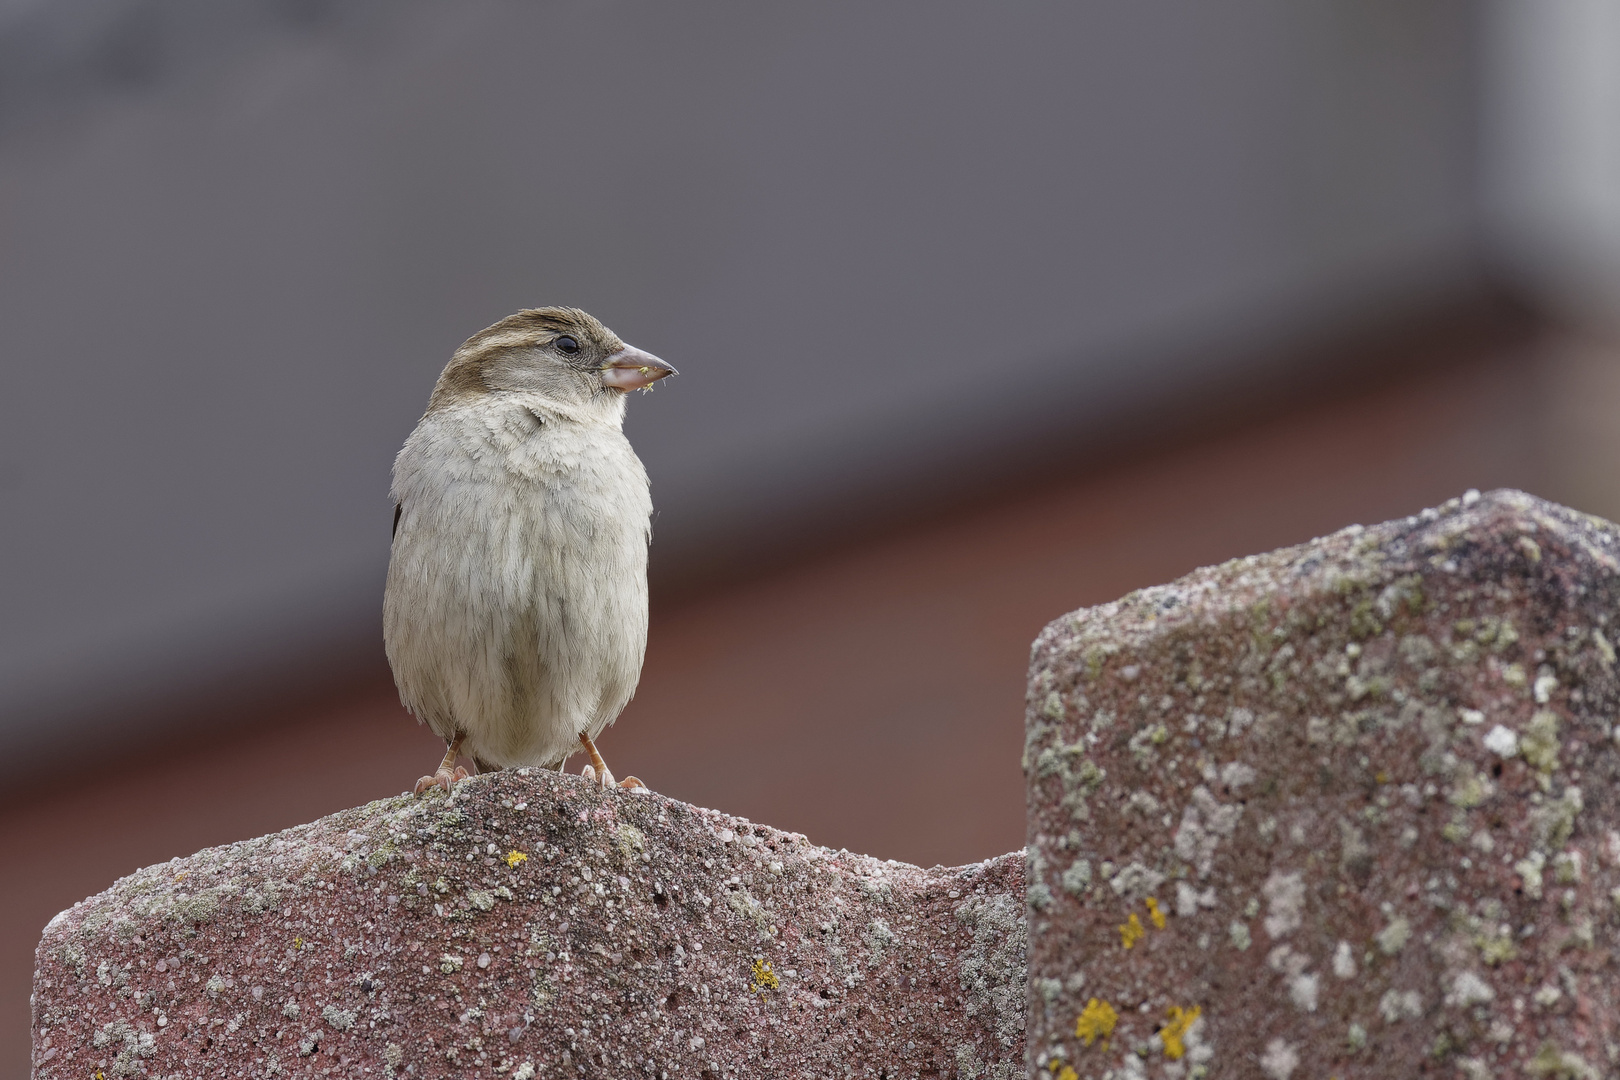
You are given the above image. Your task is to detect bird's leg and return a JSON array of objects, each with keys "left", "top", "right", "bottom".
[
  {"left": 577, "top": 731, "right": 614, "bottom": 787},
  {"left": 415, "top": 732, "right": 471, "bottom": 794},
  {"left": 578, "top": 731, "right": 647, "bottom": 791}
]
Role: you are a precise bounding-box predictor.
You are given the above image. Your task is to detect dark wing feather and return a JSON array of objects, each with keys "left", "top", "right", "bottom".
[{"left": 392, "top": 503, "right": 402, "bottom": 540}]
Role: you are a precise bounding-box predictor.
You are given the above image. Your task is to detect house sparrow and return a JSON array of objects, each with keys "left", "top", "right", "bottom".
[{"left": 383, "top": 307, "right": 675, "bottom": 794}]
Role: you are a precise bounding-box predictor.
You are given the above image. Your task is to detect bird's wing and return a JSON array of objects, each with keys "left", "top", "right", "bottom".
[{"left": 393, "top": 502, "right": 402, "bottom": 540}]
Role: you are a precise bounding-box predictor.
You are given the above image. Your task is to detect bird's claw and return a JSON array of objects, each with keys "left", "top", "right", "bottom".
[
  {"left": 414, "top": 765, "right": 469, "bottom": 795},
  {"left": 581, "top": 764, "right": 648, "bottom": 792}
]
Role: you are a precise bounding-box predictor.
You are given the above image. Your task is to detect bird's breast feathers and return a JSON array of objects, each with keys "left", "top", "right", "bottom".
[
  {"left": 385, "top": 391, "right": 651, "bottom": 721},
  {"left": 394, "top": 396, "right": 651, "bottom": 532},
  {"left": 387, "top": 395, "right": 653, "bottom": 626}
]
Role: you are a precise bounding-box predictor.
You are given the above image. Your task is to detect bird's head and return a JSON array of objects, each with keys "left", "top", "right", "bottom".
[{"left": 427, "top": 306, "right": 676, "bottom": 415}]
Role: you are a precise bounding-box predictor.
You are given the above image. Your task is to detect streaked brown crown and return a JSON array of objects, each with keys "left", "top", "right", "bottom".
[{"left": 426, "top": 307, "right": 624, "bottom": 411}]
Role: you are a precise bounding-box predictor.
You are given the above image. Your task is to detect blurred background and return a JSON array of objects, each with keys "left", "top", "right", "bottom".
[{"left": 4, "top": 0, "right": 1620, "bottom": 1068}]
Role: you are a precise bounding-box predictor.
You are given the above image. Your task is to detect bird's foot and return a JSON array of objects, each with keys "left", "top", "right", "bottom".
[
  {"left": 414, "top": 765, "right": 469, "bottom": 795},
  {"left": 414, "top": 733, "right": 470, "bottom": 795},
  {"left": 577, "top": 731, "right": 648, "bottom": 792},
  {"left": 579, "top": 763, "right": 648, "bottom": 792}
]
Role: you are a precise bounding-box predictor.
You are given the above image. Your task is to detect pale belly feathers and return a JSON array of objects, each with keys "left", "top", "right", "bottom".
[{"left": 383, "top": 396, "right": 652, "bottom": 768}]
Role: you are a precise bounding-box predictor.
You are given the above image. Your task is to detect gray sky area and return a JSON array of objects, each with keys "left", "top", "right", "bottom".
[{"left": 1, "top": 1, "right": 1613, "bottom": 753}]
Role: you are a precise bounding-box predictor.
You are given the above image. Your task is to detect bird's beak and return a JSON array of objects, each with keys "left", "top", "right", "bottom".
[{"left": 599, "top": 346, "right": 677, "bottom": 392}]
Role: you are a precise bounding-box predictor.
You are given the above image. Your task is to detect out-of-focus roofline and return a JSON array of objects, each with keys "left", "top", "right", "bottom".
[{"left": 651, "top": 273, "right": 1543, "bottom": 604}]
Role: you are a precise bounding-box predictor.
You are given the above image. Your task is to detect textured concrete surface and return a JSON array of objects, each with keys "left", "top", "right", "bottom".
[
  {"left": 1026, "top": 489, "right": 1620, "bottom": 1080},
  {"left": 32, "top": 770, "right": 1023, "bottom": 1079}
]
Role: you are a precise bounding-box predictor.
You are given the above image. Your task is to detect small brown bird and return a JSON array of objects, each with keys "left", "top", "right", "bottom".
[{"left": 383, "top": 307, "right": 675, "bottom": 794}]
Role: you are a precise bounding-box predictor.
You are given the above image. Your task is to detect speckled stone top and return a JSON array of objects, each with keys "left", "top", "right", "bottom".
[
  {"left": 32, "top": 770, "right": 1024, "bottom": 1079},
  {"left": 1025, "top": 489, "right": 1620, "bottom": 1080}
]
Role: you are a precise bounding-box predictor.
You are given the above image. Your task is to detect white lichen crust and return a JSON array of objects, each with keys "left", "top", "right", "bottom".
[{"left": 1026, "top": 490, "right": 1620, "bottom": 1079}]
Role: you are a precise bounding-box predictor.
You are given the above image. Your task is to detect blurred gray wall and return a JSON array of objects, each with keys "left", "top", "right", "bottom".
[
  {"left": 1481, "top": 0, "right": 1620, "bottom": 327},
  {"left": 1, "top": 1, "right": 1492, "bottom": 751}
]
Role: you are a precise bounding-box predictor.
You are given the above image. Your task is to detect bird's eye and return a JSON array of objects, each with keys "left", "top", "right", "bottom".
[{"left": 555, "top": 335, "right": 580, "bottom": 355}]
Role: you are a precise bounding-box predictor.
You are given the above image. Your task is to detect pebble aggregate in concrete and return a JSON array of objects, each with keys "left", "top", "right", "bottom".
[
  {"left": 34, "top": 769, "right": 1024, "bottom": 1079},
  {"left": 1027, "top": 489, "right": 1620, "bottom": 1080}
]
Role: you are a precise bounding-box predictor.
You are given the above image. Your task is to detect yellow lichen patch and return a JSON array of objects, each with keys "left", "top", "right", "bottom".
[
  {"left": 1146, "top": 897, "right": 1166, "bottom": 929},
  {"left": 1075, "top": 998, "right": 1119, "bottom": 1046},
  {"left": 1161, "top": 1004, "right": 1201, "bottom": 1059},
  {"left": 750, "top": 957, "right": 779, "bottom": 993},
  {"left": 505, "top": 850, "right": 528, "bottom": 868},
  {"left": 293, "top": 937, "right": 304, "bottom": 950},
  {"left": 1050, "top": 1065, "right": 1078, "bottom": 1080},
  {"left": 1120, "top": 913, "right": 1145, "bottom": 948}
]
